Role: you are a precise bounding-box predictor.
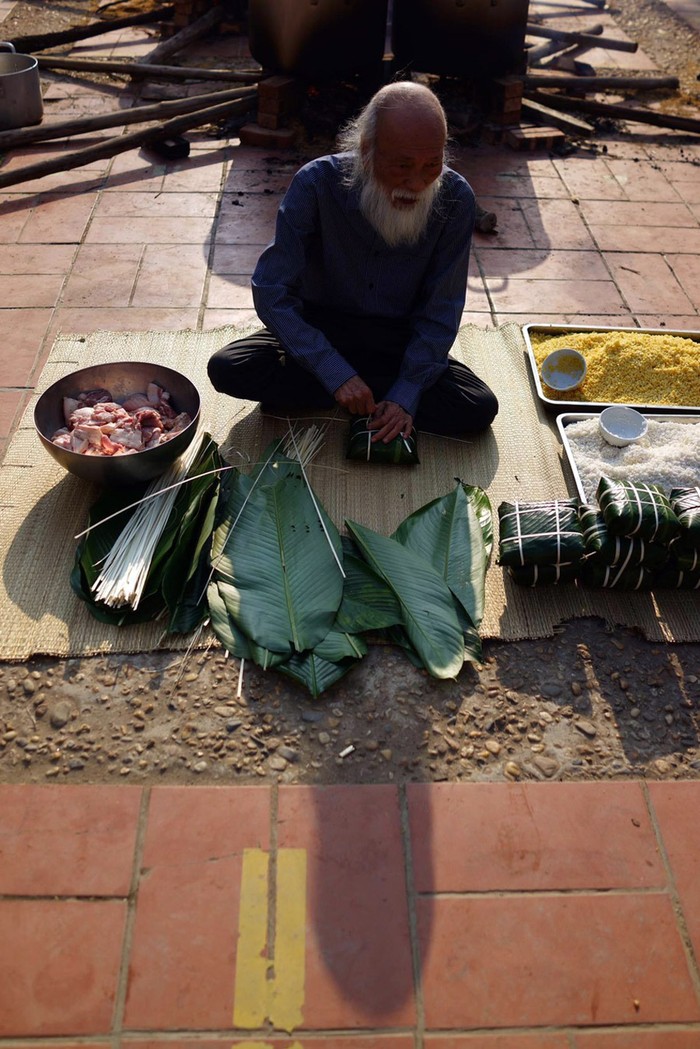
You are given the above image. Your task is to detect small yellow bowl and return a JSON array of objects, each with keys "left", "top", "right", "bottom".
[{"left": 541, "top": 348, "right": 587, "bottom": 392}]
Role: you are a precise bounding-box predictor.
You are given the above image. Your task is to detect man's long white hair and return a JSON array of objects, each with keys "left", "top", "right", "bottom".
[{"left": 337, "top": 82, "right": 447, "bottom": 248}]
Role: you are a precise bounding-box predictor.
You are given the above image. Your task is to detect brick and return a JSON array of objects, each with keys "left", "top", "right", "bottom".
[
  {"left": 237, "top": 123, "right": 299, "bottom": 149},
  {"left": 257, "top": 111, "right": 284, "bottom": 130},
  {"left": 488, "top": 104, "right": 523, "bottom": 126},
  {"left": 490, "top": 102, "right": 523, "bottom": 122},
  {"left": 481, "top": 121, "right": 519, "bottom": 143},
  {"left": 492, "top": 75, "right": 524, "bottom": 101},
  {"left": 258, "top": 75, "right": 303, "bottom": 110},
  {"left": 506, "top": 124, "right": 566, "bottom": 150}
]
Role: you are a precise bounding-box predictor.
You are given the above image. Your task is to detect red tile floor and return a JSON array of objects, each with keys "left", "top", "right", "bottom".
[
  {"left": 4, "top": 781, "right": 700, "bottom": 1044},
  {"left": 1, "top": 0, "right": 700, "bottom": 1043}
]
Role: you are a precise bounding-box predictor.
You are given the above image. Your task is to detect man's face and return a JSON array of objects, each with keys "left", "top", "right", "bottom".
[
  {"left": 371, "top": 108, "right": 445, "bottom": 210},
  {"left": 359, "top": 106, "right": 446, "bottom": 247}
]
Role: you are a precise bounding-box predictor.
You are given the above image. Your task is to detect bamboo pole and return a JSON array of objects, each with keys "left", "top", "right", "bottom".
[
  {"left": 8, "top": 6, "right": 174, "bottom": 53},
  {"left": 0, "top": 96, "right": 253, "bottom": 189},
  {"left": 140, "top": 4, "right": 225, "bottom": 65},
  {"left": 37, "top": 54, "right": 261, "bottom": 83},
  {"left": 0, "top": 86, "right": 257, "bottom": 150},
  {"left": 526, "top": 23, "right": 638, "bottom": 51},
  {"left": 525, "top": 74, "right": 680, "bottom": 90},
  {"left": 528, "top": 39, "right": 581, "bottom": 66},
  {"left": 524, "top": 89, "right": 700, "bottom": 135}
]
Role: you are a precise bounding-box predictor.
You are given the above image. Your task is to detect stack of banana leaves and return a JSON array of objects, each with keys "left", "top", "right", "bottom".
[{"left": 73, "top": 434, "right": 493, "bottom": 698}]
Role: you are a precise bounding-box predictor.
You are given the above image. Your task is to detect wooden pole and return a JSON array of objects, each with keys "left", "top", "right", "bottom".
[
  {"left": 528, "top": 40, "right": 581, "bottom": 66},
  {"left": 140, "top": 4, "right": 225, "bottom": 65},
  {"left": 524, "top": 89, "right": 700, "bottom": 135},
  {"left": 8, "top": 6, "right": 174, "bottom": 53},
  {"left": 525, "top": 74, "right": 680, "bottom": 90},
  {"left": 0, "top": 86, "right": 257, "bottom": 151},
  {"left": 526, "top": 23, "right": 639, "bottom": 52},
  {"left": 0, "top": 96, "right": 252, "bottom": 189},
  {"left": 37, "top": 54, "right": 261, "bottom": 84}
]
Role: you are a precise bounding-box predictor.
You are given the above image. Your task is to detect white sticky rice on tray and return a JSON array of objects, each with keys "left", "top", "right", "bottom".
[{"left": 564, "top": 417, "right": 700, "bottom": 504}]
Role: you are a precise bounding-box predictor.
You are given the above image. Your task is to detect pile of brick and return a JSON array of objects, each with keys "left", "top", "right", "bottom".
[{"left": 482, "top": 76, "right": 566, "bottom": 151}]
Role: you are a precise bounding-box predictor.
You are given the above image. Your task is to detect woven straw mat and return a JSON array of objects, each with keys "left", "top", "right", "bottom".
[{"left": 1, "top": 322, "right": 697, "bottom": 661}]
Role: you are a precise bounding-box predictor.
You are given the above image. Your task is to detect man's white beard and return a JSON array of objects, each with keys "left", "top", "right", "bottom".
[{"left": 360, "top": 172, "right": 442, "bottom": 247}]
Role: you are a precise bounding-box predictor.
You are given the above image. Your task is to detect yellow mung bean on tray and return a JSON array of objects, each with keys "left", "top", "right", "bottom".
[{"left": 530, "top": 329, "right": 700, "bottom": 406}]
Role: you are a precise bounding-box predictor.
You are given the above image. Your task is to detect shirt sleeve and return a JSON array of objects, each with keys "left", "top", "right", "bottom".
[
  {"left": 384, "top": 179, "right": 476, "bottom": 419},
  {"left": 251, "top": 166, "right": 358, "bottom": 397}
]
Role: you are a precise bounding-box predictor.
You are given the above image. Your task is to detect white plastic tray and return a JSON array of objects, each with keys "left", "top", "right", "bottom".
[{"left": 524, "top": 323, "right": 700, "bottom": 414}]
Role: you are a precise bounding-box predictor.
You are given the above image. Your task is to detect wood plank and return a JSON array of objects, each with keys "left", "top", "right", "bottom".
[{"left": 521, "top": 97, "right": 594, "bottom": 134}]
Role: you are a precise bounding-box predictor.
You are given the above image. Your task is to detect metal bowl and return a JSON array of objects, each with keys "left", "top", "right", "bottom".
[{"left": 34, "top": 361, "right": 201, "bottom": 487}]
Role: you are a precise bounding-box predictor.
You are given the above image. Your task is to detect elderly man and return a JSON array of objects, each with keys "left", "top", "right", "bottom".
[{"left": 208, "top": 81, "right": 498, "bottom": 443}]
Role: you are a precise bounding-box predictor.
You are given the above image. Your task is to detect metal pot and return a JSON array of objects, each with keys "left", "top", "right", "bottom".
[
  {"left": 0, "top": 42, "right": 43, "bottom": 131},
  {"left": 34, "top": 361, "right": 202, "bottom": 488}
]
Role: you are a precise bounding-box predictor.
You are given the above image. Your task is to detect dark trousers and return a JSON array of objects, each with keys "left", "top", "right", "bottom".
[{"left": 208, "top": 312, "right": 498, "bottom": 436}]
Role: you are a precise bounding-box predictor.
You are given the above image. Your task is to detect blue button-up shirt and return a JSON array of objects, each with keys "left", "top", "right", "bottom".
[{"left": 251, "top": 153, "right": 476, "bottom": 418}]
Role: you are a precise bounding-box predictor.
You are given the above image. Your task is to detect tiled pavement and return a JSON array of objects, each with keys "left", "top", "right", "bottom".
[
  {"left": 5, "top": 781, "right": 700, "bottom": 1044},
  {"left": 1, "top": 1, "right": 700, "bottom": 1044}
]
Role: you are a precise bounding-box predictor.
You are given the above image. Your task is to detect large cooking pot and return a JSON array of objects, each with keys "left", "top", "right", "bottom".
[
  {"left": 0, "top": 41, "right": 43, "bottom": 131},
  {"left": 249, "top": 0, "right": 388, "bottom": 80},
  {"left": 391, "top": 0, "right": 528, "bottom": 79}
]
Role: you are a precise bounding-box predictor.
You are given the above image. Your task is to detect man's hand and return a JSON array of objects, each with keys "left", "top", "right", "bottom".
[
  {"left": 367, "top": 400, "right": 414, "bottom": 443},
  {"left": 334, "top": 376, "right": 375, "bottom": 416}
]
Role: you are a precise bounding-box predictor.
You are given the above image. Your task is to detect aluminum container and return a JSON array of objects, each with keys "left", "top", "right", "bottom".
[
  {"left": 0, "top": 42, "right": 43, "bottom": 131},
  {"left": 524, "top": 323, "right": 700, "bottom": 414},
  {"left": 556, "top": 411, "right": 700, "bottom": 504},
  {"left": 34, "top": 361, "right": 201, "bottom": 488}
]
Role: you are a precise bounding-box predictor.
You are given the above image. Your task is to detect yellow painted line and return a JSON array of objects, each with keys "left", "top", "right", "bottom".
[
  {"left": 233, "top": 848, "right": 307, "bottom": 1034},
  {"left": 233, "top": 849, "right": 270, "bottom": 1029},
  {"left": 233, "top": 1044, "right": 303, "bottom": 1049},
  {"left": 270, "top": 848, "right": 307, "bottom": 1032}
]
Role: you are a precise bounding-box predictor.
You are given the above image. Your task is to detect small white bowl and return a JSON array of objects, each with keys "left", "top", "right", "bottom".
[
  {"left": 599, "top": 405, "right": 649, "bottom": 447},
  {"left": 541, "top": 348, "right": 587, "bottom": 392}
]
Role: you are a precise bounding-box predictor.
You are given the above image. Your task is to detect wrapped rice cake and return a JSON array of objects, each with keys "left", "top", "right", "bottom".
[
  {"left": 666, "top": 539, "right": 699, "bottom": 573},
  {"left": 508, "top": 563, "right": 579, "bottom": 586},
  {"left": 346, "top": 416, "right": 419, "bottom": 465},
  {"left": 670, "top": 487, "right": 700, "bottom": 548},
  {"left": 579, "top": 563, "right": 654, "bottom": 590},
  {"left": 597, "top": 477, "right": 681, "bottom": 544},
  {"left": 579, "top": 506, "right": 668, "bottom": 569},
  {"left": 654, "top": 566, "right": 700, "bottom": 590},
  {"left": 498, "top": 499, "right": 584, "bottom": 568}
]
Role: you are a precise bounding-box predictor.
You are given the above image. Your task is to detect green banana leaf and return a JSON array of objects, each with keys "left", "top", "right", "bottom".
[
  {"left": 207, "top": 580, "right": 251, "bottom": 659},
  {"left": 278, "top": 651, "right": 358, "bottom": 698},
  {"left": 334, "top": 546, "right": 402, "bottom": 634},
  {"left": 216, "top": 579, "right": 288, "bottom": 669},
  {"left": 392, "top": 481, "right": 492, "bottom": 630},
  {"left": 276, "top": 624, "right": 368, "bottom": 697},
  {"left": 72, "top": 434, "right": 223, "bottom": 630},
  {"left": 211, "top": 456, "right": 345, "bottom": 655},
  {"left": 345, "top": 519, "right": 465, "bottom": 680},
  {"left": 161, "top": 438, "right": 227, "bottom": 633}
]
